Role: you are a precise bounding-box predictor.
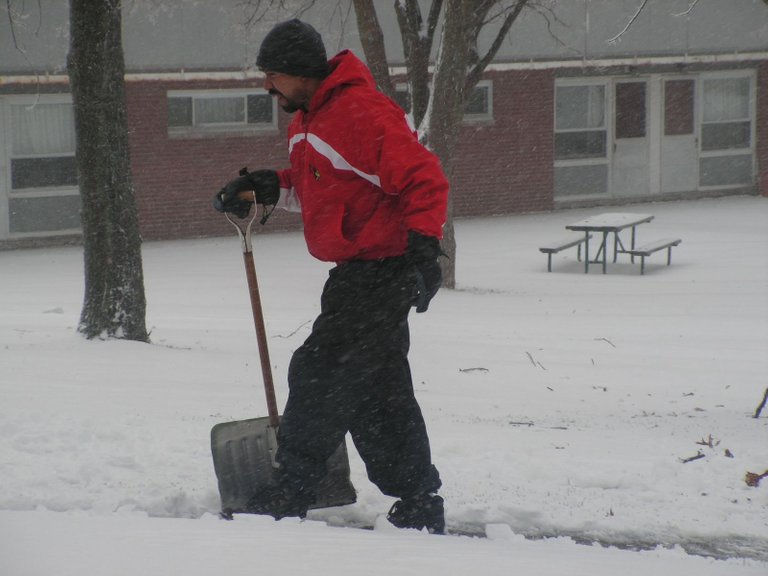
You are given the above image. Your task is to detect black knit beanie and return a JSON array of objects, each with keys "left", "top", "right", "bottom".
[{"left": 256, "top": 19, "right": 329, "bottom": 78}]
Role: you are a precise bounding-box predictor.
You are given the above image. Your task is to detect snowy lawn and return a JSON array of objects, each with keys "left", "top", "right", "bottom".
[{"left": 1, "top": 195, "right": 766, "bottom": 575}]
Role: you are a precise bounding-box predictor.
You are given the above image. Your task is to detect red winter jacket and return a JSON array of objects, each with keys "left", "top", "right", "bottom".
[{"left": 276, "top": 50, "right": 448, "bottom": 263}]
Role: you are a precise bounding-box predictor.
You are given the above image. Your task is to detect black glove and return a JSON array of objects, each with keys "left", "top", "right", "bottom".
[
  {"left": 406, "top": 231, "right": 443, "bottom": 313},
  {"left": 213, "top": 169, "right": 280, "bottom": 218}
]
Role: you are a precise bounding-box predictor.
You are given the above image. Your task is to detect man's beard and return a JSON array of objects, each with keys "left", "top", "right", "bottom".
[{"left": 270, "top": 89, "right": 305, "bottom": 113}]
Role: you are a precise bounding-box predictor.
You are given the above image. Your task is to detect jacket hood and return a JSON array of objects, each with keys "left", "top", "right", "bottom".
[{"left": 307, "top": 50, "right": 376, "bottom": 112}]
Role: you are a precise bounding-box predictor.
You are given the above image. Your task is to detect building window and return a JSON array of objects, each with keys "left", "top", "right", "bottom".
[
  {"left": 554, "top": 82, "right": 608, "bottom": 198},
  {"left": 699, "top": 74, "right": 753, "bottom": 187},
  {"left": 10, "top": 103, "right": 77, "bottom": 190},
  {"left": 463, "top": 81, "right": 493, "bottom": 121},
  {"left": 7, "top": 100, "right": 81, "bottom": 236},
  {"left": 701, "top": 77, "right": 751, "bottom": 151},
  {"left": 167, "top": 90, "right": 276, "bottom": 134},
  {"left": 555, "top": 84, "right": 607, "bottom": 160},
  {"left": 615, "top": 81, "right": 646, "bottom": 139},
  {"left": 664, "top": 79, "right": 694, "bottom": 136},
  {"left": 393, "top": 81, "right": 492, "bottom": 121}
]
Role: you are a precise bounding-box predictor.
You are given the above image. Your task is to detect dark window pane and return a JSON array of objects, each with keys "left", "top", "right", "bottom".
[
  {"left": 464, "top": 85, "right": 489, "bottom": 115},
  {"left": 555, "top": 164, "right": 609, "bottom": 197},
  {"left": 168, "top": 97, "right": 193, "bottom": 127},
  {"left": 247, "top": 94, "right": 273, "bottom": 124},
  {"left": 699, "top": 154, "right": 753, "bottom": 186},
  {"left": 701, "top": 121, "right": 751, "bottom": 150},
  {"left": 11, "top": 156, "right": 78, "bottom": 189},
  {"left": 615, "top": 82, "right": 646, "bottom": 139},
  {"left": 664, "top": 79, "right": 694, "bottom": 136},
  {"left": 555, "top": 131, "right": 607, "bottom": 160},
  {"left": 9, "top": 194, "right": 81, "bottom": 233}
]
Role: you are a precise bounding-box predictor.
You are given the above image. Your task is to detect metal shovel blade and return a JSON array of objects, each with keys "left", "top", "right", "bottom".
[{"left": 211, "top": 416, "right": 357, "bottom": 516}]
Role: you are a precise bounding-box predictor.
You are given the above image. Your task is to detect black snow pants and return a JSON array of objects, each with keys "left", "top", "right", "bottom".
[{"left": 276, "top": 256, "right": 441, "bottom": 500}]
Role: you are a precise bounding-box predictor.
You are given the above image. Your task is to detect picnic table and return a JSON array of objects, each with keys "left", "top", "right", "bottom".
[{"left": 565, "top": 212, "right": 654, "bottom": 274}]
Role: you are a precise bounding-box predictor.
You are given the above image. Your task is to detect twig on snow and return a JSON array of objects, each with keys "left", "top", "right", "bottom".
[
  {"left": 754, "top": 387, "right": 768, "bottom": 418},
  {"left": 680, "top": 451, "right": 705, "bottom": 464},
  {"left": 594, "top": 337, "right": 616, "bottom": 348}
]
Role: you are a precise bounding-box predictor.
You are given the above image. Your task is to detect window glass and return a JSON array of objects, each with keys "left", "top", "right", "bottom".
[
  {"left": 11, "top": 103, "right": 76, "bottom": 155},
  {"left": 464, "top": 85, "right": 489, "bottom": 115},
  {"left": 555, "top": 84, "right": 606, "bottom": 160},
  {"left": 168, "top": 97, "right": 193, "bottom": 127},
  {"left": 615, "top": 82, "right": 646, "bottom": 139},
  {"left": 701, "top": 121, "right": 751, "bottom": 150},
  {"left": 701, "top": 77, "right": 751, "bottom": 152},
  {"left": 556, "top": 85, "right": 605, "bottom": 130},
  {"left": 168, "top": 91, "right": 275, "bottom": 131},
  {"left": 555, "top": 164, "right": 609, "bottom": 197},
  {"left": 664, "top": 79, "right": 694, "bottom": 136},
  {"left": 703, "top": 78, "right": 749, "bottom": 122},
  {"left": 10, "top": 103, "right": 77, "bottom": 191},
  {"left": 699, "top": 154, "right": 752, "bottom": 187},
  {"left": 194, "top": 96, "right": 245, "bottom": 125},
  {"left": 11, "top": 157, "right": 78, "bottom": 189},
  {"left": 555, "top": 132, "right": 607, "bottom": 160}
]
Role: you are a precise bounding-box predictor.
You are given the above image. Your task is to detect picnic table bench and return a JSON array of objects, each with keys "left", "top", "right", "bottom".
[
  {"left": 626, "top": 238, "right": 682, "bottom": 275},
  {"left": 539, "top": 234, "right": 591, "bottom": 272}
]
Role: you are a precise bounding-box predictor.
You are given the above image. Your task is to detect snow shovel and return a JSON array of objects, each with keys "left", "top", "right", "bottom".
[{"left": 211, "top": 196, "right": 356, "bottom": 518}]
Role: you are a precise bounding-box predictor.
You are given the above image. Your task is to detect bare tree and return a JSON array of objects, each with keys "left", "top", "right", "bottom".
[
  {"left": 354, "top": 0, "right": 531, "bottom": 287},
  {"left": 68, "top": 0, "right": 149, "bottom": 341}
]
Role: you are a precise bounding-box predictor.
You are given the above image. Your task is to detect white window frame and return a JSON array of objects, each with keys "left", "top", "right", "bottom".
[
  {"left": 1, "top": 93, "right": 80, "bottom": 239},
  {"left": 167, "top": 88, "right": 277, "bottom": 137},
  {"left": 697, "top": 69, "right": 756, "bottom": 190}
]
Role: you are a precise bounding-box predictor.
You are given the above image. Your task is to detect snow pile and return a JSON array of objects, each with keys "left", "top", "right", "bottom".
[{"left": 1, "top": 196, "right": 766, "bottom": 575}]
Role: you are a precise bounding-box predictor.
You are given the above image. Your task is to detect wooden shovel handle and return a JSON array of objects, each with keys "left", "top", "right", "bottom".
[{"left": 242, "top": 249, "right": 279, "bottom": 428}]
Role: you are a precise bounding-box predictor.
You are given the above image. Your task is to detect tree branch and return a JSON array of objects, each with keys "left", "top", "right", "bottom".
[
  {"left": 606, "top": 0, "right": 648, "bottom": 45},
  {"left": 672, "top": 0, "right": 700, "bottom": 17},
  {"left": 6, "top": 0, "right": 26, "bottom": 54},
  {"left": 351, "top": 0, "right": 394, "bottom": 97},
  {"left": 466, "top": 0, "right": 528, "bottom": 92}
]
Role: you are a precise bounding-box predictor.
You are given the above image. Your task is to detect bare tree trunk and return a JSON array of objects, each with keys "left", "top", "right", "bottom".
[
  {"left": 68, "top": 0, "right": 148, "bottom": 342},
  {"left": 351, "top": 0, "right": 395, "bottom": 98},
  {"left": 426, "top": 0, "right": 478, "bottom": 288},
  {"left": 395, "top": 0, "right": 443, "bottom": 127}
]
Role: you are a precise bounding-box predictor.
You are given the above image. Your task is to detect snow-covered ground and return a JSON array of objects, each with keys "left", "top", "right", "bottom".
[{"left": 1, "top": 195, "right": 766, "bottom": 575}]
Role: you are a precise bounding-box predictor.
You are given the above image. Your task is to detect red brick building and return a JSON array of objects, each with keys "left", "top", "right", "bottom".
[{"left": 1, "top": 1, "right": 766, "bottom": 247}]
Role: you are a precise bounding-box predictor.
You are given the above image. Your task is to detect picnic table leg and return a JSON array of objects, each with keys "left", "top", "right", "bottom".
[
  {"left": 613, "top": 232, "right": 618, "bottom": 263},
  {"left": 601, "top": 231, "right": 608, "bottom": 274},
  {"left": 630, "top": 226, "right": 637, "bottom": 263},
  {"left": 583, "top": 232, "right": 590, "bottom": 274}
]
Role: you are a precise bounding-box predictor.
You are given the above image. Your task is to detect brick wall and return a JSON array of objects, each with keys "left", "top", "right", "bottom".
[
  {"left": 452, "top": 69, "right": 555, "bottom": 216},
  {"left": 125, "top": 79, "right": 301, "bottom": 242},
  {"left": 124, "top": 69, "right": 556, "bottom": 242}
]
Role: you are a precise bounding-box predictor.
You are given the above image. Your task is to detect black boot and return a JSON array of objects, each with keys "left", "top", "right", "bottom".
[
  {"left": 387, "top": 493, "right": 445, "bottom": 534},
  {"left": 245, "top": 485, "right": 315, "bottom": 520}
]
